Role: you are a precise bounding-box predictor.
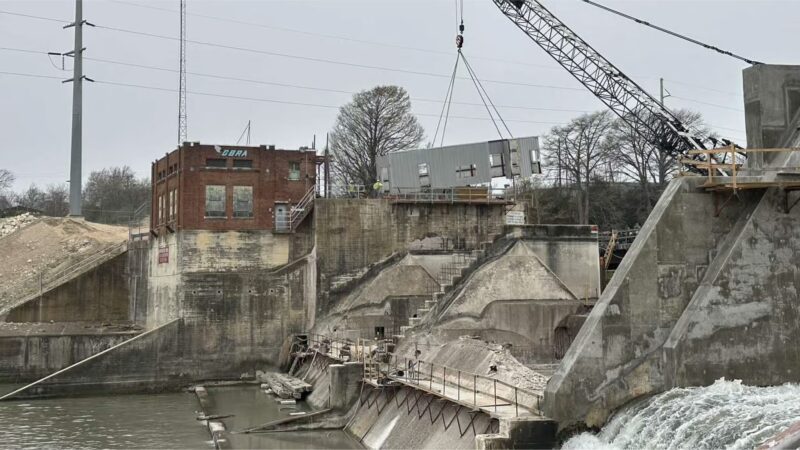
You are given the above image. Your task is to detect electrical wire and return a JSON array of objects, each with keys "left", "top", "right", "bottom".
[
  {"left": 0, "top": 71, "right": 568, "bottom": 125},
  {"left": 0, "top": 46, "right": 590, "bottom": 113},
  {"left": 106, "top": 0, "right": 561, "bottom": 71},
  {"left": 671, "top": 95, "right": 744, "bottom": 112},
  {"left": 579, "top": 0, "right": 763, "bottom": 65}
]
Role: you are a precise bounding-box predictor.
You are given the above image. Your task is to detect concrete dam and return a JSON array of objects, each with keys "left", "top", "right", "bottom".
[{"left": 2, "top": 65, "right": 800, "bottom": 449}]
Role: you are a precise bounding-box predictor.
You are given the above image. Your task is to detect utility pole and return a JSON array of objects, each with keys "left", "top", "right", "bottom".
[
  {"left": 324, "top": 133, "right": 330, "bottom": 198},
  {"left": 659, "top": 77, "right": 671, "bottom": 105},
  {"left": 65, "top": 0, "right": 93, "bottom": 217},
  {"left": 178, "top": 0, "right": 187, "bottom": 145}
]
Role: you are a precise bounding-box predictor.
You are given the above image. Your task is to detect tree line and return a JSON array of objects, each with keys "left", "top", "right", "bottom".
[{"left": 0, "top": 166, "right": 150, "bottom": 224}]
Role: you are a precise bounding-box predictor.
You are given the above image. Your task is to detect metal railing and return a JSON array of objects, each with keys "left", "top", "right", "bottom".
[
  {"left": 275, "top": 185, "right": 316, "bottom": 233},
  {"left": 325, "top": 184, "right": 367, "bottom": 198},
  {"left": 378, "top": 354, "right": 541, "bottom": 417},
  {"left": 6, "top": 241, "right": 129, "bottom": 313},
  {"left": 386, "top": 187, "right": 511, "bottom": 204},
  {"left": 305, "top": 333, "right": 541, "bottom": 417}
]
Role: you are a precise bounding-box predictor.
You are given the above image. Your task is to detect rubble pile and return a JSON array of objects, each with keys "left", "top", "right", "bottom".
[
  {"left": 0, "top": 213, "right": 37, "bottom": 238},
  {"left": 0, "top": 217, "right": 128, "bottom": 313}
]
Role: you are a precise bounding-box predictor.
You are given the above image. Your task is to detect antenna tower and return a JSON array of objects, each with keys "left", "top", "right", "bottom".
[{"left": 177, "top": 0, "right": 187, "bottom": 144}]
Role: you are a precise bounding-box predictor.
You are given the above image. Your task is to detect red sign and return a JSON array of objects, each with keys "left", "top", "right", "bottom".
[{"left": 158, "top": 246, "right": 169, "bottom": 264}]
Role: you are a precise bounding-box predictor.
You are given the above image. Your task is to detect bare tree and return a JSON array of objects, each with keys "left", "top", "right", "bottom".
[
  {"left": 330, "top": 85, "right": 424, "bottom": 190},
  {"left": 543, "top": 111, "right": 614, "bottom": 224},
  {"left": 83, "top": 166, "right": 150, "bottom": 224},
  {"left": 17, "top": 184, "right": 46, "bottom": 211},
  {"left": 43, "top": 184, "right": 69, "bottom": 217},
  {"left": 0, "top": 169, "right": 14, "bottom": 209}
]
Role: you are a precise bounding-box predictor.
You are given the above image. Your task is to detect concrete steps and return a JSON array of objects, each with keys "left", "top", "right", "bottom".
[{"left": 400, "top": 248, "right": 487, "bottom": 335}]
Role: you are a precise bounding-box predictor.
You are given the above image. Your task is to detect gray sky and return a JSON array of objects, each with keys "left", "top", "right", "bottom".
[{"left": 1, "top": 0, "right": 796, "bottom": 192}]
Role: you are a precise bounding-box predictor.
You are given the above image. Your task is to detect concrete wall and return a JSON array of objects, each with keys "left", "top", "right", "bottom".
[
  {"left": 314, "top": 200, "right": 506, "bottom": 313},
  {"left": 314, "top": 253, "right": 440, "bottom": 338},
  {"left": 5, "top": 253, "right": 130, "bottom": 323},
  {"left": 663, "top": 187, "right": 800, "bottom": 388},
  {"left": 543, "top": 177, "right": 759, "bottom": 429},
  {"left": 423, "top": 235, "right": 595, "bottom": 364},
  {"left": 744, "top": 64, "right": 800, "bottom": 152},
  {"left": 0, "top": 326, "right": 138, "bottom": 383}
]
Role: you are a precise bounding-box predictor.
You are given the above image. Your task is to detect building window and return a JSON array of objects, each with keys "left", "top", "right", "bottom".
[
  {"left": 205, "top": 185, "right": 226, "bottom": 218},
  {"left": 158, "top": 194, "right": 164, "bottom": 224},
  {"left": 206, "top": 158, "right": 227, "bottom": 168},
  {"left": 233, "top": 186, "right": 253, "bottom": 218},
  {"left": 288, "top": 161, "right": 301, "bottom": 180},
  {"left": 169, "top": 189, "right": 177, "bottom": 220},
  {"left": 233, "top": 159, "right": 253, "bottom": 169},
  {"left": 490, "top": 153, "right": 505, "bottom": 178},
  {"left": 456, "top": 164, "right": 477, "bottom": 179},
  {"left": 418, "top": 163, "right": 430, "bottom": 187}
]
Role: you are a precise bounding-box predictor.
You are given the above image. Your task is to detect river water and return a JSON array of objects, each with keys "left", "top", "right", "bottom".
[
  {"left": 563, "top": 379, "right": 800, "bottom": 450},
  {"left": 0, "top": 384, "right": 360, "bottom": 449}
]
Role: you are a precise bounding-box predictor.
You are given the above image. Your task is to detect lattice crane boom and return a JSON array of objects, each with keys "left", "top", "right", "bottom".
[{"left": 493, "top": 0, "right": 716, "bottom": 162}]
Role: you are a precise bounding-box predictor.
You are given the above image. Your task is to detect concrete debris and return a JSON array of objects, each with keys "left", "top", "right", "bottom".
[
  {"left": 257, "top": 370, "right": 312, "bottom": 399},
  {"left": 0, "top": 212, "right": 37, "bottom": 238}
]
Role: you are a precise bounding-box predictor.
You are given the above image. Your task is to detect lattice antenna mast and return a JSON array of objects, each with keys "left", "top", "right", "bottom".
[
  {"left": 178, "top": 0, "right": 187, "bottom": 144},
  {"left": 493, "top": 0, "right": 720, "bottom": 164}
]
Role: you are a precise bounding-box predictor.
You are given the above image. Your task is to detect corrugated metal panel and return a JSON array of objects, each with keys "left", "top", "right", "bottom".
[{"left": 376, "top": 136, "right": 539, "bottom": 191}]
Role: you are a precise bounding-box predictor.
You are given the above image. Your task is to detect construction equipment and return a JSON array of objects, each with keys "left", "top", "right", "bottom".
[{"left": 491, "top": 0, "right": 742, "bottom": 172}]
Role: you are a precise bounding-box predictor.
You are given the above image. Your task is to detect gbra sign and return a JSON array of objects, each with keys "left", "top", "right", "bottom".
[{"left": 214, "top": 145, "right": 248, "bottom": 158}]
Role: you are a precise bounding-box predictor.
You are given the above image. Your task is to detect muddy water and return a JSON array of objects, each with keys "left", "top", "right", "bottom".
[
  {"left": 207, "top": 385, "right": 361, "bottom": 449},
  {"left": 0, "top": 385, "right": 361, "bottom": 449},
  {"left": 0, "top": 390, "right": 209, "bottom": 449}
]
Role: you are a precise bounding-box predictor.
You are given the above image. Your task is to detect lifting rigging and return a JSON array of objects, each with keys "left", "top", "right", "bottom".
[
  {"left": 433, "top": 0, "right": 513, "bottom": 147},
  {"left": 491, "top": 0, "right": 749, "bottom": 173}
]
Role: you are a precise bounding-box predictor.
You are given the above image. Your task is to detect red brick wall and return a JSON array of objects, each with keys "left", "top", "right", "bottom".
[{"left": 151, "top": 144, "right": 318, "bottom": 233}]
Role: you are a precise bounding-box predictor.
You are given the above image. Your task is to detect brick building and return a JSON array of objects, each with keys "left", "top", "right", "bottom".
[{"left": 151, "top": 142, "right": 321, "bottom": 234}]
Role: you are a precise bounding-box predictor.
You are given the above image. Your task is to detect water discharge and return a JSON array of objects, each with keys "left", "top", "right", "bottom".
[{"left": 563, "top": 379, "right": 800, "bottom": 450}]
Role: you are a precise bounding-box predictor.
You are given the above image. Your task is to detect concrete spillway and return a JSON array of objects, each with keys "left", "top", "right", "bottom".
[{"left": 545, "top": 64, "right": 800, "bottom": 431}]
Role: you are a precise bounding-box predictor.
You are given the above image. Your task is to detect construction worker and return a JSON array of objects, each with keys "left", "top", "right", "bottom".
[{"left": 372, "top": 179, "right": 383, "bottom": 197}]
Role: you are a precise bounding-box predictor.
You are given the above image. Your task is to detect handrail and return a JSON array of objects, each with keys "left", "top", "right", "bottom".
[
  {"left": 304, "top": 333, "right": 542, "bottom": 417},
  {"left": 386, "top": 187, "right": 511, "bottom": 204},
  {"left": 9, "top": 241, "right": 129, "bottom": 311}
]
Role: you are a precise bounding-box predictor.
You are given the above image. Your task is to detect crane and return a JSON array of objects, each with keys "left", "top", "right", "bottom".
[{"left": 492, "top": 0, "right": 740, "bottom": 170}]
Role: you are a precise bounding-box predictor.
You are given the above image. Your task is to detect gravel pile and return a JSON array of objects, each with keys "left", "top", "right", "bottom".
[{"left": 0, "top": 213, "right": 38, "bottom": 238}]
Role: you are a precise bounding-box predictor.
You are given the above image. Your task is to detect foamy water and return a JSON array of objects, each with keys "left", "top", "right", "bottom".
[{"left": 563, "top": 379, "right": 800, "bottom": 450}]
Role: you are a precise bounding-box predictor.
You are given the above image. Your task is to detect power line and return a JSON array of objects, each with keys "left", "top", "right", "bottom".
[
  {"left": 92, "top": 23, "right": 589, "bottom": 93},
  {"left": 106, "top": 0, "right": 563, "bottom": 72},
  {"left": 0, "top": 46, "right": 591, "bottom": 113},
  {"left": 671, "top": 95, "right": 744, "bottom": 112},
  {"left": 663, "top": 78, "right": 741, "bottom": 98},
  {"left": 0, "top": 71, "right": 566, "bottom": 125},
  {"left": 0, "top": 8, "right": 751, "bottom": 103},
  {"left": 579, "top": 0, "right": 763, "bottom": 65},
  {"left": 1, "top": 70, "right": 746, "bottom": 136}
]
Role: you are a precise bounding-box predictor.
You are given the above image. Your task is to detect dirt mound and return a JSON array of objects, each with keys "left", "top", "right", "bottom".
[
  {"left": 0, "top": 213, "right": 38, "bottom": 238},
  {"left": 0, "top": 217, "right": 128, "bottom": 312}
]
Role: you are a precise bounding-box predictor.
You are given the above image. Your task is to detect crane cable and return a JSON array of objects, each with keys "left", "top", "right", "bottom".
[
  {"left": 433, "top": 0, "right": 514, "bottom": 146},
  {"left": 579, "top": 0, "right": 763, "bottom": 66}
]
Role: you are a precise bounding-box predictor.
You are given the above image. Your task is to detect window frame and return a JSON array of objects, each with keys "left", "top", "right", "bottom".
[
  {"left": 232, "top": 185, "right": 254, "bottom": 219},
  {"left": 288, "top": 161, "right": 301, "bottom": 181},
  {"left": 204, "top": 185, "right": 227, "bottom": 218}
]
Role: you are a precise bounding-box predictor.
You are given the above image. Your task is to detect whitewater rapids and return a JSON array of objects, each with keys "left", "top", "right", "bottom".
[{"left": 562, "top": 379, "right": 800, "bottom": 450}]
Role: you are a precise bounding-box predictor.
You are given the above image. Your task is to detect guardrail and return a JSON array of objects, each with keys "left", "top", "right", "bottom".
[
  {"left": 304, "top": 333, "right": 541, "bottom": 417},
  {"left": 386, "top": 187, "right": 511, "bottom": 204}
]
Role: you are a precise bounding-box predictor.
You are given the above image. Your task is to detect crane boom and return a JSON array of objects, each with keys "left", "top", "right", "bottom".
[{"left": 493, "top": 0, "right": 715, "bottom": 163}]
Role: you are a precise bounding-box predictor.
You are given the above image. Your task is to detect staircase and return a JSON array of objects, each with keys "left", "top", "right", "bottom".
[
  {"left": 275, "top": 186, "right": 316, "bottom": 233},
  {"left": 398, "top": 245, "right": 489, "bottom": 337}
]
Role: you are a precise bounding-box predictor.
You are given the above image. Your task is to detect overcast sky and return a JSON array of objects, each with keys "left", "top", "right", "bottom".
[{"left": 1, "top": 0, "right": 797, "bottom": 192}]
